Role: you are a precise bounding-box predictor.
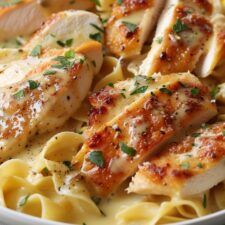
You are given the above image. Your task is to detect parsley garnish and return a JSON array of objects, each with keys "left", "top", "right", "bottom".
[
  {"left": 89, "top": 151, "right": 105, "bottom": 168},
  {"left": 91, "top": 0, "right": 101, "bottom": 6},
  {"left": 56, "top": 38, "right": 73, "bottom": 47},
  {"left": 210, "top": 86, "right": 220, "bottom": 99},
  {"left": 43, "top": 70, "right": 57, "bottom": 76},
  {"left": 191, "top": 88, "right": 200, "bottom": 96},
  {"left": 117, "top": 0, "right": 123, "bottom": 5},
  {"left": 0, "top": 0, "right": 22, "bottom": 7},
  {"left": 42, "top": 167, "right": 50, "bottom": 176},
  {"left": 30, "top": 45, "right": 41, "bottom": 57},
  {"left": 197, "top": 163, "right": 204, "bottom": 168},
  {"left": 90, "top": 23, "right": 104, "bottom": 33},
  {"left": 156, "top": 37, "right": 163, "bottom": 44},
  {"left": 13, "top": 89, "right": 25, "bottom": 100},
  {"left": 89, "top": 33, "right": 102, "bottom": 42},
  {"left": 191, "top": 133, "right": 201, "bottom": 138},
  {"left": 108, "top": 82, "right": 114, "bottom": 87},
  {"left": 65, "top": 50, "right": 75, "bottom": 58},
  {"left": 120, "top": 142, "right": 136, "bottom": 157},
  {"left": 122, "top": 21, "right": 137, "bottom": 33},
  {"left": 18, "top": 195, "right": 30, "bottom": 207},
  {"left": 28, "top": 80, "right": 39, "bottom": 90},
  {"left": 130, "top": 86, "right": 148, "bottom": 95},
  {"left": 120, "top": 92, "right": 126, "bottom": 98},
  {"left": 159, "top": 87, "right": 173, "bottom": 96},
  {"left": 222, "top": 131, "right": 225, "bottom": 136},
  {"left": 173, "top": 19, "right": 189, "bottom": 33},
  {"left": 202, "top": 194, "right": 207, "bottom": 208},
  {"left": 180, "top": 162, "right": 190, "bottom": 170}
]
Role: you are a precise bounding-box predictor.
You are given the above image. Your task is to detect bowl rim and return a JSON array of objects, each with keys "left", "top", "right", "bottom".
[{"left": 0, "top": 205, "right": 225, "bottom": 225}]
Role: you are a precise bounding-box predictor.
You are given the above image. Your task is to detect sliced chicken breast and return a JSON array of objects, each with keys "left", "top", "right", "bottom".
[
  {"left": 73, "top": 73, "right": 217, "bottom": 197},
  {"left": 139, "top": 0, "right": 213, "bottom": 76},
  {"left": 196, "top": 14, "right": 225, "bottom": 78},
  {"left": 0, "top": 0, "right": 94, "bottom": 41},
  {"left": 105, "top": 0, "right": 164, "bottom": 58},
  {"left": 0, "top": 41, "right": 103, "bottom": 162},
  {"left": 128, "top": 122, "right": 225, "bottom": 197}
]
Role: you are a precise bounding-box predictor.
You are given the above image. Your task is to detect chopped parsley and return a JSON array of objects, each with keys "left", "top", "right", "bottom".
[
  {"left": 222, "top": 130, "right": 225, "bottom": 136},
  {"left": 122, "top": 21, "right": 137, "bottom": 33},
  {"left": 42, "top": 167, "right": 50, "bottom": 176},
  {"left": 56, "top": 38, "right": 73, "bottom": 47},
  {"left": 90, "top": 0, "right": 101, "bottom": 6},
  {"left": 18, "top": 195, "right": 30, "bottom": 207},
  {"left": 117, "top": 0, "right": 123, "bottom": 5},
  {"left": 202, "top": 194, "right": 207, "bottom": 208},
  {"left": 0, "top": 0, "right": 22, "bottom": 7},
  {"left": 191, "top": 88, "right": 200, "bottom": 96},
  {"left": 130, "top": 86, "right": 148, "bottom": 95},
  {"left": 89, "top": 151, "right": 105, "bottom": 168},
  {"left": 90, "top": 23, "right": 105, "bottom": 33},
  {"left": 30, "top": 45, "right": 41, "bottom": 57},
  {"left": 120, "top": 92, "right": 126, "bottom": 98},
  {"left": 210, "top": 86, "right": 220, "bottom": 99},
  {"left": 191, "top": 133, "right": 201, "bottom": 138},
  {"left": 28, "top": 80, "right": 39, "bottom": 90},
  {"left": 13, "top": 89, "right": 25, "bottom": 100},
  {"left": 89, "top": 33, "right": 102, "bottom": 42},
  {"left": 120, "top": 142, "right": 136, "bottom": 157},
  {"left": 43, "top": 70, "right": 57, "bottom": 76},
  {"left": 108, "top": 82, "right": 114, "bottom": 87},
  {"left": 173, "top": 19, "right": 189, "bottom": 33},
  {"left": 197, "top": 163, "right": 204, "bottom": 168},
  {"left": 180, "top": 162, "right": 190, "bottom": 170},
  {"left": 65, "top": 50, "right": 76, "bottom": 58},
  {"left": 155, "top": 37, "right": 163, "bottom": 44},
  {"left": 159, "top": 87, "right": 173, "bottom": 96}
]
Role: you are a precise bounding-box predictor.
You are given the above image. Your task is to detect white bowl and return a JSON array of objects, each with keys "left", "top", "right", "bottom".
[{"left": 0, "top": 206, "right": 225, "bottom": 225}]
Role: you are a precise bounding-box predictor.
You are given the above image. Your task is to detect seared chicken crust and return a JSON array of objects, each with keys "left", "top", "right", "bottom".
[{"left": 73, "top": 73, "right": 217, "bottom": 197}]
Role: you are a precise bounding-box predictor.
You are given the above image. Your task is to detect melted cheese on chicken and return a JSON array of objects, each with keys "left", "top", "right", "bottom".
[
  {"left": 73, "top": 73, "right": 217, "bottom": 197},
  {"left": 139, "top": 0, "right": 213, "bottom": 76}
]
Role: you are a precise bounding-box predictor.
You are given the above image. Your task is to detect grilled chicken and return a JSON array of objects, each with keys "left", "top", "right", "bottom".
[
  {"left": 0, "top": 41, "right": 103, "bottom": 162},
  {"left": 0, "top": 0, "right": 94, "bottom": 41},
  {"left": 196, "top": 14, "right": 225, "bottom": 78},
  {"left": 128, "top": 122, "right": 225, "bottom": 197},
  {"left": 105, "top": 0, "right": 164, "bottom": 58},
  {"left": 139, "top": 0, "right": 213, "bottom": 76},
  {"left": 73, "top": 73, "right": 217, "bottom": 197}
]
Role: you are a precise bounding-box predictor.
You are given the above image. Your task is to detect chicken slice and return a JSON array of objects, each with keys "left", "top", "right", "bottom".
[
  {"left": 195, "top": 14, "right": 225, "bottom": 78},
  {"left": 139, "top": 0, "right": 213, "bottom": 76},
  {"left": 128, "top": 122, "right": 225, "bottom": 197},
  {"left": 25, "top": 11, "right": 103, "bottom": 58},
  {"left": 0, "top": 41, "right": 103, "bottom": 161},
  {"left": 73, "top": 73, "right": 217, "bottom": 197},
  {"left": 105, "top": 0, "right": 164, "bottom": 58},
  {"left": 0, "top": 0, "right": 94, "bottom": 41}
]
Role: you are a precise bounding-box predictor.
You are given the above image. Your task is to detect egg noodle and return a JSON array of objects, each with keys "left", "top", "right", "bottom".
[{"left": 0, "top": 1, "right": 225, "bottom": 225}]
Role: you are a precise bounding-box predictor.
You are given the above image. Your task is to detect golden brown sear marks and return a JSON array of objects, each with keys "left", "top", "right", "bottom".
[
  {"left": 129, "top": 122, "right": 225, "bottom": 197},
  {"left": 139, "top": 0, "right": 213, "bottom": 76},
  {"left": 74, "top": 73, "right": 217, "bottom": 197}
]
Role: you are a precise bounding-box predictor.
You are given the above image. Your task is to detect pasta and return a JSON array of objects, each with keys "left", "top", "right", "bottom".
[{"left": 0, "top": 1, "right": 225, "bottom": 225}]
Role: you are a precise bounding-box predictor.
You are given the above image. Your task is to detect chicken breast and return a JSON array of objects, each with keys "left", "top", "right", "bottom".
[
  {"left": 195, "top": 14, "right": 225, "bottom": 78},
  {"left": 73, "top": 73, "right": 217, "bottom": 197},
  {"left": 105, "top": 0, "right": 164, "bottom": 58},
  {"left": 0, "top": 41, "right": 103, "bottom": 162},
  {"left": 139, "top": 0, "right": 213, "bottom": 76},
  {"left": 128, "top": 122, "right": 225, "bottom": 197},
  {"left": 25, "top": 10, "right": 103, "bottom": 62},
  {"left": 0, "top": 0, "right": 94, "bottom": 41}
]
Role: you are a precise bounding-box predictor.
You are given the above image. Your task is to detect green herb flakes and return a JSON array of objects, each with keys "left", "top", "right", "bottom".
[
  {"left": 130, "top": 86, "right": 148, "bottom": 95},
  {"left": 122, "top": 21, "right": 137, "bottom": 33},
  {"left": 173, "top": 19, "right": 189, "bottom": 33},
  {"left": 89, "top": 151, "right": 105, "bottom": 168},
  {"left": 30, "top": 45, "right": 41, "bottom": 57},
  {"left": 18, "top": 195, "right": 30, "bottom": 207},
  {"left": 120, "top": 142, "right": 136, "bottom": 157},
  {"left": 13, "top": 89, "right": 25, "bottom": 100},
  {"left": 28, "top": 80, "right": 39, "bottom": 90}
]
